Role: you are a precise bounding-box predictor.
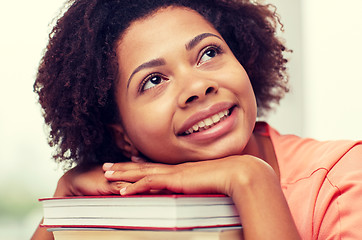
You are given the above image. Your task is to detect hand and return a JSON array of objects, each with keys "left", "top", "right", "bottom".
[
  {"left": 102, "top": 155, "right": 268, "bottom": 197},
  {"left": 53, "top": 165, "right": 126, "bottom": 197}
]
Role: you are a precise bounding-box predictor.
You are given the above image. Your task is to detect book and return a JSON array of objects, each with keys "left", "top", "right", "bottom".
[
  {"left": 40, "top": 194, "right": 241, "bottom": 230},
  {"left": 50, "top": 227, "right": 244, "bottom": 240}
]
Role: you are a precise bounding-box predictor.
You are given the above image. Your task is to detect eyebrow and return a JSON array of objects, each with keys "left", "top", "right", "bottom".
[
  {"left": 127, "top": 58, "right": 166, "bottom": 88},
  {"left": 127, "top": 32, "right": 222, "bottom": 88},
  {"left": 185, "top": 33, "right": 222, "bottom": 51}
]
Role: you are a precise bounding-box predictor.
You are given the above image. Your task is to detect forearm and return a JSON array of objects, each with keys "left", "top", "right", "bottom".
[
  {"left": 31, "top": 219, "right": 54, "bottom": 240},
  {"left": 31, "top": 176, "right": 71, "bottom": 240},
  {"left": 230, "top": 159, "right": 300, "bottom": 240}
]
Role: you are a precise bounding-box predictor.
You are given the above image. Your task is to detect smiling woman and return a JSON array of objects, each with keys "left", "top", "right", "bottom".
[
  {"left": 31, "top": 0, "right": 362, "bottom": 240},
  {"left": 114, "top": 7, "right": 257, "bottom": 163},
  {"left": 33, "top": 0, "right": 288, "bottom": 168}
]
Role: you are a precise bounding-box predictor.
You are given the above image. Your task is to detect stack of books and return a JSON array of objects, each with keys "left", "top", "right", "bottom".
[{"left": 40, "top": 194, "right": 243, "bottom": 240}]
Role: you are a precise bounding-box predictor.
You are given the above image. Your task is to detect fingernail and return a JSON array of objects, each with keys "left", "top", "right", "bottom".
[
  {"left": 103, "top": 163, "right": 114, "bottom": 170},
  {"left": 131, "top": 156, "right": 142, "bottom": 163},
  {"left": 120, "top": 187, "right": 127, "bottom": 195},
  {"left": 104, "top": 171, "right": 114, "bottom": 177}
]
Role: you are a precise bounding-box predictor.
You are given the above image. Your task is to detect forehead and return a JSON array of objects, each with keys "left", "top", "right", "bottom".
[
  {"left": 122, "top": 6, "right": 216, "bottom": 38},
  {"left": 116, "top": 6, "right": 220, "bottom": 60}
]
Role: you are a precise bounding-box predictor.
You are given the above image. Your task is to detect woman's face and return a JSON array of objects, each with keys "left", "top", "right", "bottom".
[{"left": 114, "top": 7, "right": 257, "bottom": 164}]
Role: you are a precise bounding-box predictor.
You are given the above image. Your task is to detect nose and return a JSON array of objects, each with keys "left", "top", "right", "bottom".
[{"left": 177, "top": 75, "right": 219, "bottom": 108}]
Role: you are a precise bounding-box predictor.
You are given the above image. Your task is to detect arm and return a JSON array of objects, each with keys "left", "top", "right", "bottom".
[
  {"left": 104, "top": 155, "right": 301, "bottom": 240},
  {"left": 228, "top": 157, "right": 300, "bottom": 240},
  {"left": 31, "top": 219, "right": 53, "bottom": 240}
]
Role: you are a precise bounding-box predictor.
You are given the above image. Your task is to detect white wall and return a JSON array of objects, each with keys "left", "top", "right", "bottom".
[
  {"left": 263, "top": 0, "right": 304, "bottom": 137},
  {"left": 0, "top": 1, "right": 65, "bottom": 239},
  {"left": 301, "top": 0, "right": 362, "bottom": 140},
  {"left": 266, "top": 0, "right": 362, "bottom": 141}
]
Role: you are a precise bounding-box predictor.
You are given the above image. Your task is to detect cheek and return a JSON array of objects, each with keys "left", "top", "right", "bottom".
[
  {"left": 123, "top": 102, "right": 174, "bottom": 149},
  {"left": 239, "top": 79, "right": 257, "bottom": 121},
  {"left": 226, "top": 65, "right": 257, "bottom": 119},
  {"left": 221, "top": 63, "right": 256, "bottom": 101}
]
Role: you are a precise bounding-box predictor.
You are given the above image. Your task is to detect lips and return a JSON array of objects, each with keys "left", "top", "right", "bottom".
[
  {"left": 183, "top": 109, "right": 230, "bottom": 135},
  {"left": 177, "top": 103, "right": 236, "bottom": 136}
]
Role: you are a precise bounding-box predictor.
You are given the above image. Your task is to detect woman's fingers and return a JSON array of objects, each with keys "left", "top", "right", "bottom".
[
  {"left": 104, "top": 169, "right": 145, "bottom": 182},
  {"left": 104, "top": 162, "right": 167, "bottom": 171},
  {"left": 103, "top": 162, "right": 175, "bottom": 182},
  {"left": 118, "top": 165, "right": 223, "bottom": 196},
  {"left": 120, "top": 174, "right": 178, "bottom": 196},
  {"left": 103, "top": 157, "right": 243, "bottom": 196},
  {"left": 108, "top": 181, "right": 130, "bottom": 195},
  {"left": 54, "top": 165, "right": 131, "bottom": 196}
]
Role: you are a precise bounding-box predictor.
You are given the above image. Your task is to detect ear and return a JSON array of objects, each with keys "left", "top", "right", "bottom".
[{"left": 109, "top": 124, "right": 139, "bottom": 159}]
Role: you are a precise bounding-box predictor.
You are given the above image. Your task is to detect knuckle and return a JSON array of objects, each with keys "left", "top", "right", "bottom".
[
  {"left": 143, "top": 175, "right": 154, "bottom": 184},
  {"left": 139, "top": 163, "right": 161, "bottom": 175},
  {"left": 139, "top": 163, "right": 151, "bottom": 172}
]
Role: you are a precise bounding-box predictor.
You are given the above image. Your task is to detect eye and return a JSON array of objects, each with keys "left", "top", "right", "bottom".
[
  {"left": 198, "top": 45, "right": 222, "bottom": 66},
  {"left": 140, "top": 73, "right": 168, "bottom": 92}
]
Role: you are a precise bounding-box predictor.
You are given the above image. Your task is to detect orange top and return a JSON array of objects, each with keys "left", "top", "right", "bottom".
[{"left": 256, "top": 122, "right": 362, "bottom": 239}]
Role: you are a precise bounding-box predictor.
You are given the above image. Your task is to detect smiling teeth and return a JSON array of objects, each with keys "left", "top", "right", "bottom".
[{"left": 184, "top": 109, "right": 230, "bottom": 135}]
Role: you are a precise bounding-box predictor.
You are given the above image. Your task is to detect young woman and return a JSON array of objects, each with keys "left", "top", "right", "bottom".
[{"left": 32, "top": 1, "right": 362, "bottom": 239}]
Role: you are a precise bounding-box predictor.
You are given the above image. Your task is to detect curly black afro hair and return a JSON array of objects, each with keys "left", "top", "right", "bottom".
[{"left": 34, "top": 0, "right": 289, "bottom": 168}]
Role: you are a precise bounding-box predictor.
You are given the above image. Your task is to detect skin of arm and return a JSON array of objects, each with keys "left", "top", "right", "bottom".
[{"left": 31, "top": 219, "right": 53, "bottom": 240}]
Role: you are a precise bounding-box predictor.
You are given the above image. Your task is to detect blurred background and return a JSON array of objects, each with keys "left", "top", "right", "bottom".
[{"left": 0, "top": 0, "right": 361, "bottom": 239}]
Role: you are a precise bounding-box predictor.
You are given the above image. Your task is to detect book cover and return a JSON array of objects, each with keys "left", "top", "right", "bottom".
[
  {"left": 50, "top": 227, "right": 244, "bottom": 240},
  {"left": 40, "top": 194, "right": 241, "bottom": 230}
]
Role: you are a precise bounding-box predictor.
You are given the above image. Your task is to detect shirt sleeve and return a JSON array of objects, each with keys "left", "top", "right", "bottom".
[{"left": 316, "top": 143, "right": 362, "bottom": 239}]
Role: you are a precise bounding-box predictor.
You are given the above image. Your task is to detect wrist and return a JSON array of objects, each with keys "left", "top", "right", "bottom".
[
  {"left": 227, "top": 155, "right": 277, "bottom": 199},
  {"left": 52, "top": 169, "right": 77, "bottom": 197}
]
